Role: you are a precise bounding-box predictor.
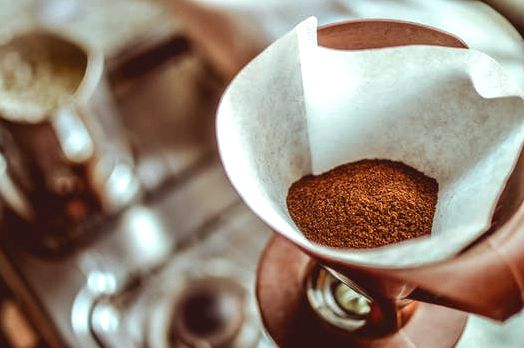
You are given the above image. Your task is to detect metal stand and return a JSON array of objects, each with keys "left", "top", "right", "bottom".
[{"left": 257, "top": 236, "right": 468, "bottom": 348}]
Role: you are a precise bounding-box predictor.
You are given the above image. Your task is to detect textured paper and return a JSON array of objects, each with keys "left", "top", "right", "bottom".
[{"left": 217, "top": 17, "right": 524, "bottom": 268}]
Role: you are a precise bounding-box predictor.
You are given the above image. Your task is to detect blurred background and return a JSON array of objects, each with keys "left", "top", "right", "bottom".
[{"left": 0, "top": 0, "right": 522, "bottom": 347}]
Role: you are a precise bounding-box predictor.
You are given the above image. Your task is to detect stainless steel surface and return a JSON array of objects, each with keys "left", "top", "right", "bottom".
[
  {"left": 0, "top": 37, "right": 273, "bottom": 347},
  {"left": 91, "top": 204, "right": 271, "bottom": 348},
  {"left": 5, "top": 158, "right": 259, "bottom": 347}
]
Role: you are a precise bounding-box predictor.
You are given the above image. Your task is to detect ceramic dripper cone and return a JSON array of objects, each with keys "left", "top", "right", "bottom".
[{"left": 217, "top": 17, "right": 524, "bottom": 270}]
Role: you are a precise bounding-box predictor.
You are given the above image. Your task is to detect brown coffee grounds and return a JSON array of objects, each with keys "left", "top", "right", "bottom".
[{"left": 286, "top": 159, "right": 438, "bottom": 249}]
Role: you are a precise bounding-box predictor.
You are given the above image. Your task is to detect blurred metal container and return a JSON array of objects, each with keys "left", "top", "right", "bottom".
[{"left": 0, "top": 30, "right": 140, "bottom": 251}]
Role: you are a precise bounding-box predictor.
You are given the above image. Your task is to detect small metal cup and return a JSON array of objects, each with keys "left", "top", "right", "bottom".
[{"left": 0, "top": 29, "right": 140, "bottom": 249}]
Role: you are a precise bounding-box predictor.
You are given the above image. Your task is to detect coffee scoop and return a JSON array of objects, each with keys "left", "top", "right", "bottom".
[{"left": 217, "top": 17, "right": 524, "bottom": 347}]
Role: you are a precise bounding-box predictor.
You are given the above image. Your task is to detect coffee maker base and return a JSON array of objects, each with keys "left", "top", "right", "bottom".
[{"left": 256, "top": 236, "right": 468, "bottom": 348}]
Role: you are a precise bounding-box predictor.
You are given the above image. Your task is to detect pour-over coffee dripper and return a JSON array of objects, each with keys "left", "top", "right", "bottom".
[{"left": 217, "top": 19, "right": 524, "bottom": 348}]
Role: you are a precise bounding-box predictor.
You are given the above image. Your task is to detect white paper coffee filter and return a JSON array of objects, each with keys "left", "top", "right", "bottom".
[{"left": 217, "top": 17, "right": 524, "bottom": 268}]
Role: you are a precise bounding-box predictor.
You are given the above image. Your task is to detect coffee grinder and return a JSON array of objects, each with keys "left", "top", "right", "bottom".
[{"left": 217, "top": 20, "right": 524, "bottom": 347}]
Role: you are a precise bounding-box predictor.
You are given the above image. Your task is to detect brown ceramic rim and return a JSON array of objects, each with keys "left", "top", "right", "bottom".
[{"left": 317, "top": 18, "right": 467, "bottom": 49}]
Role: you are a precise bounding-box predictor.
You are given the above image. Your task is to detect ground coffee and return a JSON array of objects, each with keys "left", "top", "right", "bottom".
[{"left": 286, "top": 159, "right": 438, "bottom": 249}]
